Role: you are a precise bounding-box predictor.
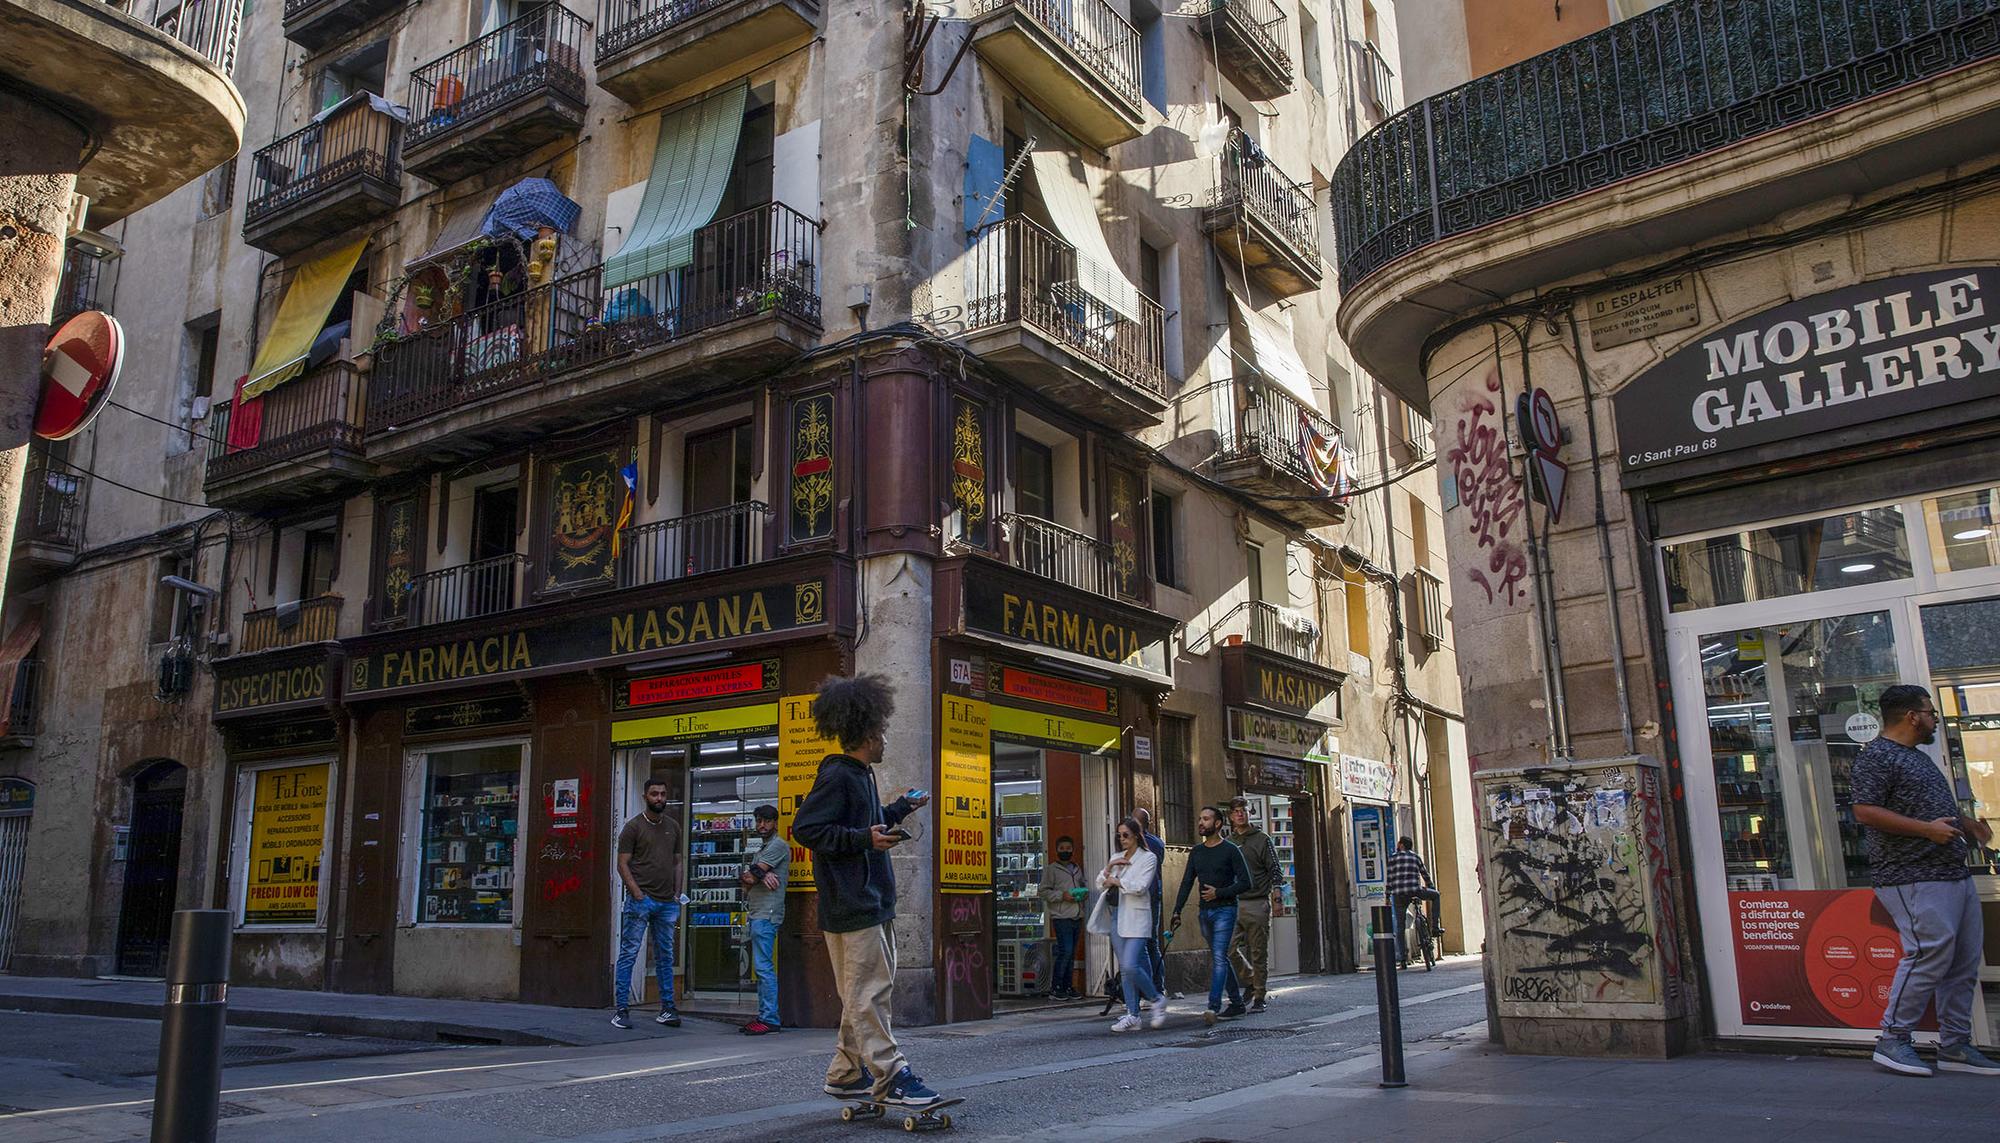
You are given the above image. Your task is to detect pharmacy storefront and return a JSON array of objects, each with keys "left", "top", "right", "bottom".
[{"left": 1625, "top": 269, "right": 2000, "bottom": 1044}]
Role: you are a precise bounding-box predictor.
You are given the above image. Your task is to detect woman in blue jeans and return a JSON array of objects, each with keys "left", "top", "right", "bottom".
[{"left": 1095, "top": 816, "right": 1170, "bottom": 1032}]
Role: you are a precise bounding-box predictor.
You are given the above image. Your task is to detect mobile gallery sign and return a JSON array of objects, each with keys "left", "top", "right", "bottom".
[{"left": 1612, "top": 268, "right": 2000, "bottom": 471}]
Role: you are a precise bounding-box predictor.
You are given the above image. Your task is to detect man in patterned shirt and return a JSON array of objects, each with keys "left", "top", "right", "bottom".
[
  {"left": 1853, "top": 684, "right": 1998, "bottom": 1077},
  {"left": 1385, "top": 836, "right": 1440, "bottom": 966}
]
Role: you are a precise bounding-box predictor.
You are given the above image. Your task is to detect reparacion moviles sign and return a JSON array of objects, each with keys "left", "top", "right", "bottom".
[{"left": 1613, "top": 268, "right": 2000, "bottom": 471}]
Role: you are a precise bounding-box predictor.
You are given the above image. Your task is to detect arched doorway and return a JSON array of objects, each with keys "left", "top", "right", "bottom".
[
  {"left": 117, "top": 761, "right": 186, "bottom": 976},
  {"left": 0, "top": 777, "right": 33, "bottom": 969}
]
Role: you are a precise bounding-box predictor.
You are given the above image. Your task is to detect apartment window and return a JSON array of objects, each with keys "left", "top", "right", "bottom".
[
  {"left": 200, "top": 158, "right": 235, "bottom": 220},
  {"left": 1405, "top": 404, "right": 1433, "bottom": 458},
  {"left": 1157, "top": 714, "right": 1194, "bottom": 847},
  {"left": 150, "top": 555, "right": 193, "bottom": 644},
  {"left": 1408, "top": 493, "right": 1430, "bottom": 570},
  {"left": 1344, "top": 573, "right": 1370, "bottom": 659},
  {"left": 1151, "top": 488, "right": 1181, "bottom": 589},
  {"left": 1300, "top": 9, "right": 1324, "bottom": 92},
  {"left": 316, "top": 40, "right": 389, "bottom": 109},
  {"left": 1015, "top": 437, "right": 1054, "bottom": 520},
  {"left": 1134, "top": 0, "right": 1167, "bottom": 113},
  {"left": 301, "top": 527, "right": 339, "bottom": 599},
  {"left": 685, "top": 423, "right": 754, "bottom": 514},
  {"left": 1246, "top": 542, "right": 1265, "bottom": 603},
  {"left": 188, "top": 316, "right": 221, "bottom": 403}
]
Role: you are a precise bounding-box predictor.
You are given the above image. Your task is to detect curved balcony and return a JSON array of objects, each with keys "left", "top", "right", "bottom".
[
  {"left": 1332, "top": 0, "right": 2000, "bottom": 404},
  {"left": 2, "top": 0, "right": 245, "bottom": 224}
]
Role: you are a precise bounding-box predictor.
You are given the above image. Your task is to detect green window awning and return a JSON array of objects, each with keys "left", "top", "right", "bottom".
[{"left": 602, "top": 84, "right": 748, "bottom": 290}]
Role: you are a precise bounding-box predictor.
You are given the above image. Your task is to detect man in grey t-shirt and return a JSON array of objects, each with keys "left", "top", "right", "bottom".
[
  {"left": 1852, "top": 684, "right": 1997, "bottom": 1077},
  {"left": 740, "top": 804, "right": 790, "bottom": 1034}
]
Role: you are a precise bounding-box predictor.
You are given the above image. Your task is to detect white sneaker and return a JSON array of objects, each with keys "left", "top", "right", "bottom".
[
  {"left": 1111, "top": 1014, "right": 1141, "bottom": 1032},
  {"left": 1149, "top": 998, "right": 1169, "bottom": 1029}
]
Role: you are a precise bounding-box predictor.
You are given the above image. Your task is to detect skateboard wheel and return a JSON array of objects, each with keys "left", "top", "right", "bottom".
[
  {"left": 903, "top": 1116, "right": 918, "bottom": 1131},
  {"left": 842, "top": 1107, "right": 858, "bottom": 1122},
  {"left": 940, "top": 1115, "right": 953, "bottom": 1128}
]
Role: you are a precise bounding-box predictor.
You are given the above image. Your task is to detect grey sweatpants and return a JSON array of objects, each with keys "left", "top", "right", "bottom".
[{"left": 1876, "top": 877, "right": 1983, "bottom": 1046}]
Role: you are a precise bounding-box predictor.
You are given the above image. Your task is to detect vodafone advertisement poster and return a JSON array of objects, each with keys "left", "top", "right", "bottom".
[{"left": 1730, "top": 890, "right": 1931, "bottom": 1029}]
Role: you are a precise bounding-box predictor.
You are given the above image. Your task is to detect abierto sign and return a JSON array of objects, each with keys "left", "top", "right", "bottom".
[{"left": 1612, "top": 268, "right": 2000, "bottom": 471}]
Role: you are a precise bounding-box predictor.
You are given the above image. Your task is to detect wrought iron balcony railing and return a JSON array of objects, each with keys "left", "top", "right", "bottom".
[
  {"left": 5, "top": 658, "right": 42, "bottom": 738},
  {"left": 1224, "top": 598, "right": 1325, "bottom": 664},
  {"left": 246, "top": 102, "right": 403, "bottom": 225},
  {"left": 370, "top": 202, "right": 821, "bottom": 431},
  {"left": 208, "top": 361, "right": 366, "bottom": 483},
  {"left": 965, "top": 216, "right": 1167, "bottom": 397},
  {"left": 971, "top": 0, "right": 1144, "bottom": 108},
  {"left": 19, "top": 460, "right": 85, "bottom": 552},
  {"left": 407, "top": 4, "right": 589, "bottom": 147},
  {"left": 239, "top": 595, "right": 343, "bottom": 654},
  {"left": 150, "top": 0, "right": 243, "bottom": 73},
  {"left": 1203, "top": 0, "right": 1291, "bottom": 76},
  {"left": 52, "top": 240, "right": 119, "bottom": 325},
  {"left": 1000, "top": 512, "right": 1121, "bottom": 600},
  {"left": 599, "top": 0, "right": 752, "bottom": 60},
  {"left": 1218, "top": 375, "right": 1343, "bottom": 494},
  {"left": 1331, "top": 0, "right": 2000, "bottom": 291},
  {"left": 1214, "top": 130, "right": 1320, "bottom": 266},
  {"left": 391, "top": 553, "right": 527, "bottom": 628},
  {"left": 619, "top": 501, "right": 771, "bottom": 588}
]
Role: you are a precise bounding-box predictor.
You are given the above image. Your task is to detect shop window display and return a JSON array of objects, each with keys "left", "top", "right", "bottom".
[
  {"left": 418, "top": 745, "right": 521, "bottom": 924},
  {"left": 993, "top": 745, "right": 1046, "bottom": 998},
  {"left": 685, "top": 736, "right": 779, "bottom": 994}
]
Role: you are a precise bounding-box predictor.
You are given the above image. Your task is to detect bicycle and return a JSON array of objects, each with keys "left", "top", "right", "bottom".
[{"left": 1400, "top": 900, "right": 1439, "bottom": 972}]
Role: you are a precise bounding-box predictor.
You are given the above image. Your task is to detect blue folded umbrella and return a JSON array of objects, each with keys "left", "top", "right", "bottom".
[{"left": 484, "top": 177, "right": 581, "bottom": 241}]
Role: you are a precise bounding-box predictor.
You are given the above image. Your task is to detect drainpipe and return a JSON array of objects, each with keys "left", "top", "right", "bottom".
[
  {"left": 1368, "top": 380, "right": 1421, "bottom": 845},
  {"left": 1562, "top": 309, "right": 1636, "bottom": 756},
  {"left": 1489, "top": 324, "right": 1567, "bottom": 758}
]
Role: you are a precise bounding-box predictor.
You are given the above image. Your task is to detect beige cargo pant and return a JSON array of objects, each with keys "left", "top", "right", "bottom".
[
  {"left": 1230, "top": 897, "right": 1271, "bottom": 1000},
  {"left": 824, "top": 922, "right": 907, "bottom": 1095}
]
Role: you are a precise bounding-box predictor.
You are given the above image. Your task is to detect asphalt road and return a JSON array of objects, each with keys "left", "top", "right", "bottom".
[{"left": 0, "top": 960, "right": 1487, "bottom": 1141}]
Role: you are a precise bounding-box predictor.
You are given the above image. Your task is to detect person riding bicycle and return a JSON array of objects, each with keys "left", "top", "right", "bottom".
[{"left": 1386, "top": 836, "right": 1443, "bottom": 965}]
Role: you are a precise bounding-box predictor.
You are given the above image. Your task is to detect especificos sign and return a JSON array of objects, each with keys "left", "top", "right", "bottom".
[{"left": 1613, "top": 268, "right": 2000, "bottom": 471}]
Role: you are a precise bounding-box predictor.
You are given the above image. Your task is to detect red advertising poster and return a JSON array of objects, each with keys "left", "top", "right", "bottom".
[
  {"left": 1730, "top": 890, "right": 1931, "bottom": 1029},
  {"left": 625, "top": 662, "right": 769, "bottom": 708},
  {"left": 998, "top": 667, "right": 1110, "bottom": 713}
]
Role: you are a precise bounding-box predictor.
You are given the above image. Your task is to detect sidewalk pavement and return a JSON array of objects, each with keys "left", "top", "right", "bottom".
[
  {"left": 0, "top": 975, "right": 661, "bottom": 1046},
  {"left": 1043, "top": 1024, "right": 2000, "bottom": 1143}
]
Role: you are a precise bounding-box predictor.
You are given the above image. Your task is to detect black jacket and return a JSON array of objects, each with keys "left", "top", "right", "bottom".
[{"left": 791, "top": 753, "right": 914, "bottom": 934}]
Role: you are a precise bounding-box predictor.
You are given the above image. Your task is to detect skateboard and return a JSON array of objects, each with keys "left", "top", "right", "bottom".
[{"left": 837, "top": 1096, "right": 964, "bottom": 1132}]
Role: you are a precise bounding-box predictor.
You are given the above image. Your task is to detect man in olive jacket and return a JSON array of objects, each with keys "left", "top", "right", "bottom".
[
  {"left": 1228, "top": 797, "right": 1284, "bottom": 1012},
  {"left": 790, "top": 674, "right": 943, "bottom": 1109}
]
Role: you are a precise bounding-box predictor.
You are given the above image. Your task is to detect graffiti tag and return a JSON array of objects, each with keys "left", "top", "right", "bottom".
[{"left": 1447, "top": 369, "right": 1530, "bottom": 606}]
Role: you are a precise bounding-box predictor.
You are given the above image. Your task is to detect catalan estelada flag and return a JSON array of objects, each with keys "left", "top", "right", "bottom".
[{"left": 610, "top": 462, "right": 637, "bottom": 560}]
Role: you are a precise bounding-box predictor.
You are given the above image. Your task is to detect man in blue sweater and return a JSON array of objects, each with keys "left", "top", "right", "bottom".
[
  {"left": 1169, "top": 805, "right": 1251, "bottom": 1024},
  {"left": 791, "top": 675, "right": 942, "bottom": 1108}
]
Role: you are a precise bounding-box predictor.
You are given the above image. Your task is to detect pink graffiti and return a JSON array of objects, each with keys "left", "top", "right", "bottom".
[
  {"left": 949, "top": 896, "right": 980, "bottom": 924},
  {"left": 1639, "top": 769, "right": 1682, "bottom": 985},
  {"left": 944, "top": 937, "right": 989, "bottom": 1013},
  {"left": 1447, "top": 369, "right": 1529, "bottom": 606}
]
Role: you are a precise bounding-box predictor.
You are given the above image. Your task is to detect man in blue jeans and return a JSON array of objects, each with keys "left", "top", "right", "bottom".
[
  {"left": 613, "top": 776, "right": 683, "bottom": 1030},
  {"left": 740, "top": 804, "right": 791, "bottom": 1034},
  {"left": 1039, "top": 836, "right": 1087, "bottom": 998},
  {"left": 1169, "top": 805, "right": 1251, "bottom": 1024}
]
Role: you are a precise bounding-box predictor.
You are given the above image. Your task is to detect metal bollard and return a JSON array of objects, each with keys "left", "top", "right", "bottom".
[
  {"left": 152, "top": 910, "right": 232, "bottom": 1143},
  {"left": 1371, "top": 904, "right": 1407, "bottom": 1089}
]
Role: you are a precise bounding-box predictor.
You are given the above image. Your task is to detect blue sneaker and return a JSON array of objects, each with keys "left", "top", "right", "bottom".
[
  {"left": 1937, "top": 1043, "right": 2000, "bottom": 1075},
  {"left": 824, "top": 1070, "right": 873, "bottom": 1098},
  {"left": 881, "top": 1067, "right": 942, "bottom": 1107},
  {"left": 1873, "top": 1036, "right": 1934, "bottom": 1077}
]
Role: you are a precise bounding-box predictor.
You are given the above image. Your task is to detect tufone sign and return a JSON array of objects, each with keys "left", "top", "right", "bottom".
[{"left": 1612, "top": 268, "right": 2000, "bottom": 471}]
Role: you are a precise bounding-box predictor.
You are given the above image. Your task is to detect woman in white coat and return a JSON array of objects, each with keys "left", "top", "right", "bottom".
[{"left": 1095, "top": 815, "right": 1169, "bottom": 1031}]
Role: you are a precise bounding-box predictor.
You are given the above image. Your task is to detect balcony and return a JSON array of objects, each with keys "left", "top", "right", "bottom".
[
  {"left": 596, "top": 0, "right": 819, "bottom": 105},
  {"left": 13, "top": 461, "right": 85, "bottom": 577},
  {"left": 368, "top": 202, "right": 821, "bottom": 465},
  {"left": 619, "top": 502, "right": 771, "bottom": 588},
  {"left": 205, "top": 361, "right": 372, "bottom": 510},
  {"left": 968, "top": 0, "right": 1146, "bottom": 150},
  {"left": 51, "top": 238, "right": 120, "bottom": 326},
  {"left": 240, "top": 595, "right": 344, "bottom": 654},
  {"left": 964, "top": 217, "right": 1167, "bottom": 432},
  {"left": 999, "top": 512, "right": 1130, "bottom": 603},
  {"left": 1214, "top": 599, "right": 1343, "bottom": 723},
  {"left": 384, "top": 553, "right": 527, "bottom": 629},
  {"left": 243, "top": 100, "right": 403, "bottom": 256},
  {"left": 404, "top": 5, "right": 589, "bottom": 187},
  {"left": 1195, "top": 0, "right": 1292, "bottom": 100},
  {"left": 1332, "top": 0, "right": 2000, "bottom": 405},
  {"left": 1212, "top": 377, "right": 1347, "bottom": 529},
  {"left": 282, "top": 0, "right": 402, "bottom": 52},
  {"left": 1221, "top": 599, "right": 1327, "bottom": 665},
  {"left": 1203, "top": 131, "right": 1320, "bottom": 298}
]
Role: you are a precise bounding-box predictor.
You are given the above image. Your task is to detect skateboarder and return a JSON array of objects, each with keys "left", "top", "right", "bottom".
[{"left": 792, "top": 674, "right": 945, "bottom": 1108}]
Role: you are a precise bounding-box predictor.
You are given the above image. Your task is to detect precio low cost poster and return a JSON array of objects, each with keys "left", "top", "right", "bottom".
[
  {"left": 778, "top": 694, "right": 837, "bottom": 891},
  {"left": 1730, "top": 889, "right": 1931, "bottom": 1029},
  {"left": 244, "top": 763, "right": 329, "bottom": 925},
  {"left": 939, "top": 695, "right": 992, "bottom": 890}
]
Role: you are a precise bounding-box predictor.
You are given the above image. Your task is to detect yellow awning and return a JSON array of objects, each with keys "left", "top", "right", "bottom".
[{"left": 244, "top": 239, "right": 368, "bottom": 398}]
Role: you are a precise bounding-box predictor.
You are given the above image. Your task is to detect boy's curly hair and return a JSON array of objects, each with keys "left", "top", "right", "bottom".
[{"left": 811, "top": 674, "right": 895, "bottom": 752}]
